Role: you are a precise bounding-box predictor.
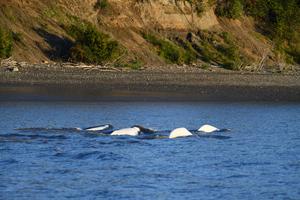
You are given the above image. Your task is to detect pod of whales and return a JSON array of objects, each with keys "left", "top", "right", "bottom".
[
  {"left": 78, "top": 124, "right": 228, "bottom": 138},
  {"left": 16, "top": 124, "right": 229, "bottom": 139},
  {"left": 169, "top": 124, "right": 230, "bottom": 139}
]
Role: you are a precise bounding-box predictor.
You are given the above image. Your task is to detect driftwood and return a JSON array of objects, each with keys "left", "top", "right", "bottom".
[{"left": 257, "top": 52, "right": 268, "bottom": 71}]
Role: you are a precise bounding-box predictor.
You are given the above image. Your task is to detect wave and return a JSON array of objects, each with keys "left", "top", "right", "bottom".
[
  {"left": 16, "top": 127, "right": 81, "bottom": 132},
  {"left": 0, "top": 133, "right": 67, "bottom": 141}
]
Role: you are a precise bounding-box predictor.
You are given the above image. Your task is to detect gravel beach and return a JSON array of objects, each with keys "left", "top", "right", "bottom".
[{"left": 0, "top": 63, "right": 300, "bottom": 101}]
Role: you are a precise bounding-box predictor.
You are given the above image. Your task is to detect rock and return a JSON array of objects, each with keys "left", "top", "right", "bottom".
[
  {"left": 7, "top": 66, "right": 19, "bottom": 72},
  {"left": 13, "top": 67, "right": 19, "bottom": 72}
]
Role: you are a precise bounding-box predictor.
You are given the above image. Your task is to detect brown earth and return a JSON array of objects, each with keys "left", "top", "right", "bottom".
[{"left": 0, "top": 0, "right": 282, "bottom": 68}]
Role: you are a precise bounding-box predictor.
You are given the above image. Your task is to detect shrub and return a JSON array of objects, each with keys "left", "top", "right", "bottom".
[
  {"left": 218, "top": 33, "right": 241, "bottom": 70},
  {"left": 244, "top": 0, "right": 300, "bottom": 63},
  {"left": 12, "top": 32, "right": 22, "bottom": 43},
  {"left": 142, "top": 33, "right": 196, "bottom": 64},
  {"left": 67, "top": 23, "right": 119, "bottom": 64},
  {"left": 125, "top": 59, "right": 143, "bottom": 70},
  {"left": 142, "top": 33, "right": 181, "bottom": 63},
  {"left": 0, "top": 27, "right": 13, "bottom": 59},
  {"left": 215, "top": 0, "right": 243, "bottom": 19},
  {"left": 185, "top": 0, "right": 206, "bottom": 16},
  {"left": 191, "top": 30, "right": 242, "bottom": 70},
  {"left": 94, "top": 0, "right": 109, "bottom": 10},
  {"left": 200, "top": 63, "right": 210, "bottom": 69}
]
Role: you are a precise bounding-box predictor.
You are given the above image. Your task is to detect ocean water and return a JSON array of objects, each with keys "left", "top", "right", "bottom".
[{"left": 0, "top": 101, "right": 300, "bottom": 199}]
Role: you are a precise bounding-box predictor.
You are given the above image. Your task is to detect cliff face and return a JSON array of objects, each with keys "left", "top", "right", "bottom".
[
  {"left": 101, "top": 0, "right": 218, "bottom": 30},
  {"left": 0, "top": 0, "right": 282, "bottom": 70}
]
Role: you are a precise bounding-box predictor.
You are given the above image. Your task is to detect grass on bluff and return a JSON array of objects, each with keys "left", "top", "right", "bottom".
[
  {"left": 182, "top": 0, "right": 206, "bottom": 16},
  {"left": 0, "top": 27, "right": 13, "bottom": 59},
  {"left": 193, "top": 31, "right": 243, "bottom": 70},
  {"left": 94, "top": 0, "right": 109, "bottom": 10},
  {"left": 142, "top": 32, "right": 196, "bottom": 65},
  {"left": 114, "top": 59, "right": 143, "bottom": 70},
  {"left": 142, "top": 31, "right": 244, "bottom": 70},
  {"left": 215, "top": 0, "right": 300, "bottom": 64}
]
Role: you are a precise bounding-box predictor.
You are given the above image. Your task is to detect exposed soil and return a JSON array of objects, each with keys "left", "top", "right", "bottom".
[{"left": 0, "top": 0, "right": 291, "bottom": 68}]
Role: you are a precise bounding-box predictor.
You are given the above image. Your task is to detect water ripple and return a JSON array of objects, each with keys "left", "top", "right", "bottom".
[
  {"left": 0, "top": 133, "right": 67, "bottom": 140},
  {"left": 73, "top": 151, "right": 123, "bottom": 161},
  {"left": 0, "top": 158, "right": 18, "bottom": 165}
]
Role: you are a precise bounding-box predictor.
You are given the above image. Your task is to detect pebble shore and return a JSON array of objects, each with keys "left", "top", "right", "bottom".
[{"left": 1, "top": 59, "right": 300, "bottom": 101}]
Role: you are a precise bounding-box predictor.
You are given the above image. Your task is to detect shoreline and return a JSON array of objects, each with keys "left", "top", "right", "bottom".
[{"left": 0, "top": 64, "right": 300, "bottom": 101}]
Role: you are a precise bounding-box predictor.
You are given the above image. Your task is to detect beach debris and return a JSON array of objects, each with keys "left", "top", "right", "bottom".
[
  {"left": 0, "top": 58, "right": 20, "bottom": 72},
  {"left": 7, "top": 66, "right": 19, "bottom": 72}
]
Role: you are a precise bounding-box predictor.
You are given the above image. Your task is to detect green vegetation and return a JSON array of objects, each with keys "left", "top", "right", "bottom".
[
  {"left": 214, "top": 0, "right": 300, "bottom": 64},
  {"left": 124, "top": 59, "right": 143, "bottom": 70},
  {"left": 142, "top": 31, "right": 243, "bottom": 69},
  {"left": 142, "top": 32, "right": 196, "bottom": 64},
  {"left": 0, "top": 27, "right": 13, "bottom": 59},
  {"left": 12, "top": 32, "right": 23, "bottom": 43},
  {"left": 215, "top": 0, "right": 243, "bottom": 19},
  {"left": 245, "top": 0, "right": 300, "bottom": 63},
  {"left": 192, "top": 31, "right": 243, "bottom": 70},
  {"left": 66, "top": 22, "right": 119, "bottom": 64},
  {"left": 183, "top": 0, "right": 206, "bottom": 16},
  {"left": 200, "top": 63, "right": 210, "bottom": 69},
  {"left": 113, "top": 58, "right": 144, "bottom": 70},
  {"left": 142, "top": 33, "right": 180, "bottom": 63},
  {"left": 94, "top": 0, "right": 109, "bottom": 10}
]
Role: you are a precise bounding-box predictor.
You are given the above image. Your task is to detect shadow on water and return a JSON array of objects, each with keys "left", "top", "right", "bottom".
[
  {"left": 73, "top": 151, "right": 123, "bottom": 161},
  {"left": 16, "top": 127, "right": 81, "bottom": 132},
  {"left": 34, "top": 28, "right": 73, "bottom": 61},
  {"left": 0, "top": 133, "right": 67, "bottom": 140},
  {"left": 196, "top": 134, "right": 231, "bottom": 140}
]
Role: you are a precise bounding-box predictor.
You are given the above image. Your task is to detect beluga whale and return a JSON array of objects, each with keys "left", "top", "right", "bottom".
[
  {"left": 77, "top": 124, "right": 113, "bottom": 132},
  {"left": 169, "top": 128, "right": 193, "bottom": 139},
  {"left": 198, "top": 124, "right": 230, "bottom": 133},
  {"left": 110, "top": 125, "right": 156, "bottom": 136},
  {"left": 169, "top": 124, "right": 230, "bottom": 139},
  {"left": 198, "top": 124, "right": 220, "bottom": 133}
]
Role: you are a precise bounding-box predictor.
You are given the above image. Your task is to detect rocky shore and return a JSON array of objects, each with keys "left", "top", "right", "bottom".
[{"left": 0, "top": 59, "right": 300, "bottom": 101}]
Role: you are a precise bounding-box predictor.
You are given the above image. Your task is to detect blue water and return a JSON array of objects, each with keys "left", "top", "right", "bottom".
[{"left": 0, "top": 102, "right": 300, "bottom": 199}]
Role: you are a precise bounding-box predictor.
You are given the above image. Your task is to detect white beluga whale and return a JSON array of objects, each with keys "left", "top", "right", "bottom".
[
  {"left": 76, "top": 124, "right": 113, "bottom": 132},
  {"left": 169, "top": 127, "right": 193, "bottom": 139},
  {"left": 111, "top": 127, "right": 140, "bottom": 136},
  {"left": 198, "top": 124, "right": 220, "bottom": 133},
  {"left": 198, "top": 124, "right": 230, "bottom": 133},
  {"left": 84, "top": 124, "right": 113, "bottom": 131},
  {"left": 111, "top": 125, "right": 155, "bottom": 136}
]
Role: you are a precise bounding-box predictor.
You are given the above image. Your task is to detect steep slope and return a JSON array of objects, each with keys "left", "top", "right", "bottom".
[{"left": 0, "top": 0, "right": 297, "bottom": 71}]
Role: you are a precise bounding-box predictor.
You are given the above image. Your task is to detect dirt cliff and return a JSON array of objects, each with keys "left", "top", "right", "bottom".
[{"left": 0, "top": 0, "right": 293, "bottom": 71}]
